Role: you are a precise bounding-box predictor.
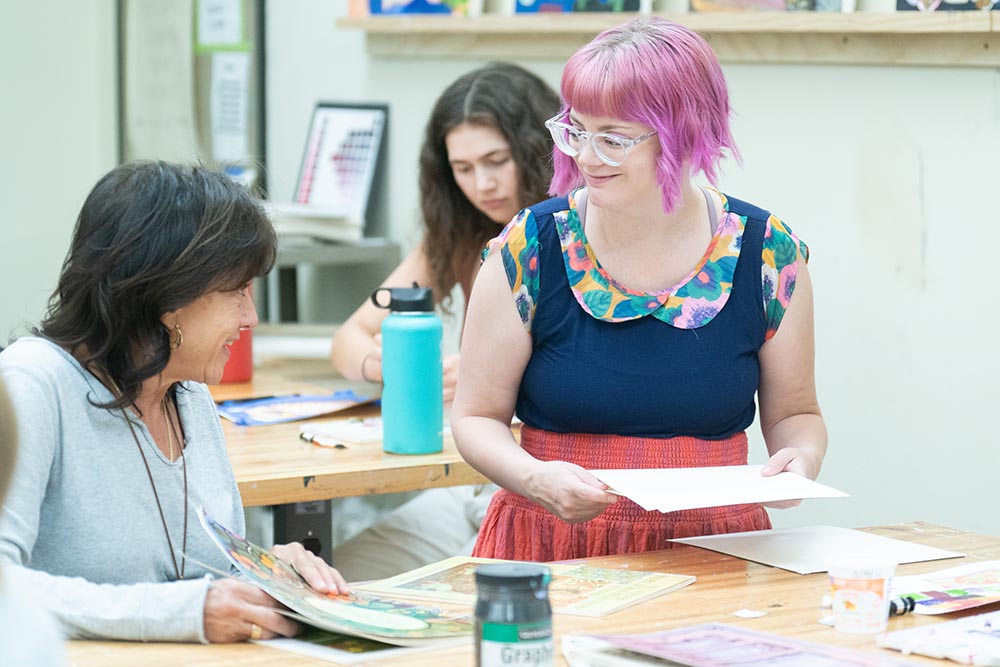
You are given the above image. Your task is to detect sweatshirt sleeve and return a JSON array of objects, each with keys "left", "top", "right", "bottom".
[
  {"left": 4, "top": 564, "right": 212, "bottom": 642},
  {"left": 0, "top": 366, "right": 212, "bottom": 643}
]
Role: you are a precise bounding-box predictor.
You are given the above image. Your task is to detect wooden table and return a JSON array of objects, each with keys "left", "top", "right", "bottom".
[
  {"left": 68, "top": 522, "right": 1000, "bottom": 667},
  {"left": 210, "top": 370, "right": 488, "bottom": 560},
  {"left": 212, "top": 372, "right": 486, "bottom": 507}
]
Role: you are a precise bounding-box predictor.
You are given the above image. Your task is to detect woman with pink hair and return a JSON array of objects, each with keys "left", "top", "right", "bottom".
[{"left": 452, "top": 17, "right": 827, "bottom": 561}]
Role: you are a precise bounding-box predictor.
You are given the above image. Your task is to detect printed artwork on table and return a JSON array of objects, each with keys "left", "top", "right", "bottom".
[
  {"left": 892, "top": 560, "right": 1000, "bottom": 615},
  {"left": 357, "top": 556, "right": 695, "bottom": 617},
  {"left": 216, "top": 390, "right": 373, "bottom": 426},
  {"left": 878, "top": 609, "right": 1000, "bottom": 665},
  {"left": 198, "top": 508, "right": 473, "bottom": 645},
  {"left": 565, "top": 623, "right": 924, "bottom": 667}
]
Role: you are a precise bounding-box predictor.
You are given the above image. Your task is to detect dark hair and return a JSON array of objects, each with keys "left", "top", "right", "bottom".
[
  {"left": 418, "top": 62, "right": 560, "bottom": 309},
  {"left": 37, "top": 161, "right": 277, "bottom": 410}
]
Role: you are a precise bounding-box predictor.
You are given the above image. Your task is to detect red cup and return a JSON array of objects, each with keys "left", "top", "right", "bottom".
[{"left": 221, "top": 328, "right": 253, "bottom": 383}]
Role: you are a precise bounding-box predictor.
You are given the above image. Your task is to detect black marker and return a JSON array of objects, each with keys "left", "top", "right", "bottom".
[{"left": 889, "top": 596, "right": 917, "bottom": 616}]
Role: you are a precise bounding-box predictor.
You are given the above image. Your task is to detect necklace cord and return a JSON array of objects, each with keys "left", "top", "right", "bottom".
[{"left": 121, "top": 397, "right": 188, "bottom": 581}]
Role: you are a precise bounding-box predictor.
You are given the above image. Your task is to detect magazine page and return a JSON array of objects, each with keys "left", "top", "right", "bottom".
[
  {"left": 565, "top": 623, "right": 924, "bottom": 667},
  {"left": 255, "top": 626, "right": 428, "bottom": 664},
  {"left": 198, "top": 508, "right": 473, "bottom": 646},
  {"left": 891, "top": 560, "right": 1000, "bottom": 615},
  {"left": 877, "top": 610, "right": 1000, "bottom": 665},
  {"left": 216, "top": 390, "right": 374, "bottom": 426},
  {"left": 357, "top": 555, "right": 694, "bottom": 617}
]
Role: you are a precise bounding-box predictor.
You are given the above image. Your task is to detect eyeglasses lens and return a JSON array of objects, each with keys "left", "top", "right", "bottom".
[{"left": 549, "top": 123, "right": 629, "bottom": 167}]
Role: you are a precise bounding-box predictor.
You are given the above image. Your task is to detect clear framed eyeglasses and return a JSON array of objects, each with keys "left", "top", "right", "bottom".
[{"left": 545, "top": 115, "right": 657, "bottom": 167}]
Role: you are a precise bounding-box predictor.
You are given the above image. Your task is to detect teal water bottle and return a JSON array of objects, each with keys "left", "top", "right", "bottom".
[{"left": 371, "top": 285, "right": 443, "bottom": 455}]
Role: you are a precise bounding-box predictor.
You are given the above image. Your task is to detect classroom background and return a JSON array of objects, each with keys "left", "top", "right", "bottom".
[{"left": 2, "top": 1, "right": 996, "bottom": 538}]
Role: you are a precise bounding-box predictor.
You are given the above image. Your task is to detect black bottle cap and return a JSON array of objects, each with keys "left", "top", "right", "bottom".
[
  {"left": 371, "top": 285, "right": 434, "bottom": 312},
  {"left": 475, "top": 563, "right": 551, "bottom": 589}
]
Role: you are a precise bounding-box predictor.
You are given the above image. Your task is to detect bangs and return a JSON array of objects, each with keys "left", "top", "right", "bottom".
[
  {"left": 561, "top": 52, "right": 634, "bottom": 122},
  {"left": 207, "top": 257, "right": 269, "bottom": 293},
  {"left": 197, "top": 202, "right": 277, "bottom": 294},
  {"left": 560, "top": 28, "right": 669, "bottom": 124}
]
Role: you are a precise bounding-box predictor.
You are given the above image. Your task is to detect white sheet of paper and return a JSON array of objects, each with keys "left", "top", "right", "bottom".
[
  {"left": 671, "top": 525, "right": 964, "bottom": 574},
  {"left": 211, "top": 51, "right": 250, "bottom": 162},
  {"left": 198, "top": 0, "right": 243, "bottom": 47},
  {"left": 591, "top": 465, "right": 848, "bottom": 514}
]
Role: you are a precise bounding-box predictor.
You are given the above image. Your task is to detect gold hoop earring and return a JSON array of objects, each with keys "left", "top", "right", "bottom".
[{"left": 171, "top": 324, "right": 184, "bottom": 350}]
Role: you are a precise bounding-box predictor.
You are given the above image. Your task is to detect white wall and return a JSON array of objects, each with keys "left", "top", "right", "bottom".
[
  {"left": 269, "top": 1, "right": 1000, "bottom": 537},
  {"left": 2, "top": 1, "right": 993, "bottom": 538},
  {"left": 0, "top": 2, "right": 118, "bottom": 339}
]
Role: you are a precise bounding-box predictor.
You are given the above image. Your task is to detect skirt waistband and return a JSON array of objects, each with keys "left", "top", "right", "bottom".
[{"left": 519, "top": 425, "right": 749, "bottom": 470}]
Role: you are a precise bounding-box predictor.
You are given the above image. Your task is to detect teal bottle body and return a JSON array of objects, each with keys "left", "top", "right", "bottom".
[{"left": 379, "top": 308, "right": 444, "bottom": 455}]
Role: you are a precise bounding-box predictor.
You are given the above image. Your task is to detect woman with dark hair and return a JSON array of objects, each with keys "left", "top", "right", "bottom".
[
  {"left": 453, "top": 18, "right": 827, "bottom": 561},
  {"left": 0, "top": 162, "right": 348, "bottom": 643},
  {"left": 327, "top": 63, "right": 560, "bottom": 582},
  {"left": 331, "top": 61, "right": 559, "bottom": 396}
]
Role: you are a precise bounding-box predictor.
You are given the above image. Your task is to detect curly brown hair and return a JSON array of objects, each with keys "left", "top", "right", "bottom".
[{"left": 418, "top": 63, "right": 560, "bottom": 309}]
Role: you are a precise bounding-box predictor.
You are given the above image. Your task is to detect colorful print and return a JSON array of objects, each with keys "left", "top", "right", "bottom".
[
  {"left": 198, "top": 508, "right": 473, "bottom": 645},
  {"left": 488, "top": 188, "right": 807, "bottom": 336}
]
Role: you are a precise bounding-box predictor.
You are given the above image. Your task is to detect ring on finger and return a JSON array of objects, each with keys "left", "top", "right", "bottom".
[{"left": 249, "top": 622, "right": 263, "bottom": 640}]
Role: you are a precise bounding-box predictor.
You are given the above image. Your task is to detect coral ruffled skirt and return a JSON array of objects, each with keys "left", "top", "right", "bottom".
[{"left": 472, "top": 425, "right": 771, "bottom": 562}]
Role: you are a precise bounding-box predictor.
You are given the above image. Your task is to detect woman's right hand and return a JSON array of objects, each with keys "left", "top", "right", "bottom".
[
  {"left": 203, "top": 578, "right": 300, "bottom": 643},
  {"left": 524, "top": 460, "right": 618, "bottom": 524},
  {"left": 360, "top": 334, "right": 384, "bottom": 383}
]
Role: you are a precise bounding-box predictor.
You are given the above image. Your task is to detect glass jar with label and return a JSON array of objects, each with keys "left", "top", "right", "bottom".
[{"left": 475, "top": 563, "right": 553, "bottom": 667}]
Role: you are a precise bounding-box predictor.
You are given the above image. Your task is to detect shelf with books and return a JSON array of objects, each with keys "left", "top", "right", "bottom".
[{"left": 336, "top": 12, "right": 1000, "bottom": 66}]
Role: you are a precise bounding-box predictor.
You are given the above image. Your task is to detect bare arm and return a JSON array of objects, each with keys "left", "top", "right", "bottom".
[
  {"left": 451, "top": 252, "right": 617, "bottom": 524},
  {"left": 757, "top": 259, "right": 827, "bottom": 487}
]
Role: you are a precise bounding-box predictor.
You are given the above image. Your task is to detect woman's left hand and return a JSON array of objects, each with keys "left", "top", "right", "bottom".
[
  {"left": 759, "top": 446, "right": 818, "bottom": 509},
  {"left": 271, "top": 543, "right": 350, "bottom": 594}
]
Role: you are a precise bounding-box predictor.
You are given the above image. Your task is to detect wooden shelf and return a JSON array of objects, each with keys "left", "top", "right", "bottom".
[{"left": 337, "top": 12, "right": 1000, "bottom": 66}]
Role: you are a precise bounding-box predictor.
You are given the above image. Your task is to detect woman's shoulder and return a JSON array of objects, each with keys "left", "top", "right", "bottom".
[
  {"left": 524, "top": 193, "right": 572, "bottom": 221},
  {"left": 0, "top": 337, "right": 85, "bottom": 384},
  {"left": 175, "top": 381, "right": 218, "bottom": 417},
  {"left": 722, "top": 193, "right": 773, "bottom": 224},
  {"left": 721, "top": 193, "right": 807, "bottom": 258}
]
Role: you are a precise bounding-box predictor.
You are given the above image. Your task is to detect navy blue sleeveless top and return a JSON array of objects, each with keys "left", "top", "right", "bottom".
[{"left": 512, "top": 194, "right": 772, "bottom": 440}]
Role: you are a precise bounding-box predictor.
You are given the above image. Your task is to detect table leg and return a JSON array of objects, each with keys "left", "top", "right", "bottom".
[{"left": 273, "top": 500, "right": 332, "bottom": 564}]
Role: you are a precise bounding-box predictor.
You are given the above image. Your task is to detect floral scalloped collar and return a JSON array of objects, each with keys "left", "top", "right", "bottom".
[{"left": 555, "top": 187, "right": 745, "bottom": 329}]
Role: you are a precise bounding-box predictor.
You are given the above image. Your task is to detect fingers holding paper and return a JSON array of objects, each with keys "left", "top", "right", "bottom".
[
  {"left": 204, "top": 578, "right": 300, "bottom": 643},
  {"left": 525, "top": 460, "right": 618, "bottom": 524},
  {"left": 271, "top": 542, "right": 350, "bottom": 595},
  {"left": 760, "top": 447, "right": 820, "bottom": 509}
]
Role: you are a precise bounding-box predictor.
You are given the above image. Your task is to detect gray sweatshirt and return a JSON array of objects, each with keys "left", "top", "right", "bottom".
[{"left": 0, "top": 337, "right": 246, "bottom": 642}]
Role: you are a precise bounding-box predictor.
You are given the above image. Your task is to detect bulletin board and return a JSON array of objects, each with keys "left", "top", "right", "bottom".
[{"left": 118, "top": 0, "right": 267, "bottom": 192}]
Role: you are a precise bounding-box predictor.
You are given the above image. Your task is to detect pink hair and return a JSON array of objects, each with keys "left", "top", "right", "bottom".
[{"left": 549, "top": 17, "right": 740, "bottom": 214}]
